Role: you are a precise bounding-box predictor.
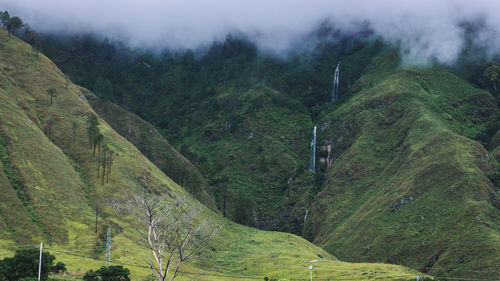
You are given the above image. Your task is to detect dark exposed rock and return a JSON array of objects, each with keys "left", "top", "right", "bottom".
[
  {"left": 488, "top": 189, "right": 500, "bottom": 211},
  {"left": 390, "top": 196, "right": 414, "bottom": 211},
  {"left": 285, "top": 138, "right": 296, "bottom": 146},
  {"left": 421, "top": 252, "right": 441, "bottom": 273}
]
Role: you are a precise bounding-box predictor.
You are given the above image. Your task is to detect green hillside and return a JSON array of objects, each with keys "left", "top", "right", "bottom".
[
  {"left": 307, "top": 48, "right": 500, "bottom": 279},
  {"left": 174, "top": 84, "right": 316, "bottom": 231},
  {"left": 34, "top": 28, "right": 500, "bottom": 279},
  {"left": 82, "top": 90, "right": 218, "bottom": 211},
  {"left": 0, "top": 28, "right": 422, "bottom": 280},
  {"left": 36, "top": 32, "right": 384, "bottom": 232}
]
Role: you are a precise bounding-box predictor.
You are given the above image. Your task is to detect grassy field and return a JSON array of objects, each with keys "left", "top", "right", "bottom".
[{"left": 0, "top": 29, "right": 424, "bottom": 280}]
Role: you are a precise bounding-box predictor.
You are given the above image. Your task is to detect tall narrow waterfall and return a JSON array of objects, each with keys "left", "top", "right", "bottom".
[
  {"left": 331, "top": 62, "right": 340, "bottom": 102},
  {"left": 309, "top": 126, "right": 317, "bottom": 172}
]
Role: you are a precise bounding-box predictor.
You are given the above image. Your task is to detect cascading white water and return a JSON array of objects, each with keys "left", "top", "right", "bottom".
[
  {"left": 309, "top": 126, "right": 317, "bottom": 172},
  {"left": 331, "top": 62, "right": 340, "bottom": 102}
]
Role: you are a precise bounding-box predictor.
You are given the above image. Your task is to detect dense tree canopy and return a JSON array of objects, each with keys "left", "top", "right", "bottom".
[
  {"left": 6, "top": 16, "right": 23, "bottom": 36},
  {"left": 0, "top": 11, "right": 9, "bottom": 30}
]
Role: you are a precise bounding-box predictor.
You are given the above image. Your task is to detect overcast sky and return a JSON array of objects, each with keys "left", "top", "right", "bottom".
[{"left": 1, "top": 0, "right": 499, "bottom": 63}]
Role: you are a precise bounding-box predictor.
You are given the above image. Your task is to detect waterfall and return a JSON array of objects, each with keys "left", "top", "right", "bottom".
[
  {"left": 331, "top": 62, "right": 340, "bottom": 102},
  {"left": 309, "top": 126, "right": 317, "bottom": 172},
  {"left": 304, "top": 209, "right": 309, "bottom": 224}
]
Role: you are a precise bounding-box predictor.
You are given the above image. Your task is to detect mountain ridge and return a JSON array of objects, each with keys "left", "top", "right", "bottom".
[
  {"left": 0, "top": 27, "right": 422, "bottom": 280},
  {"left": 30, "top": 28, "right": 500, "bottom": 278},
  {"left": 308, "top": 50, "right": 500, "bottom": 278}
]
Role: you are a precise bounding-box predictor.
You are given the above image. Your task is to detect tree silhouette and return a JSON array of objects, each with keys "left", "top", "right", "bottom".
[
  {"left": 71, "top": 120, "right": 78, "bottom": 146},
  {"left": 84, "top": 265, "right": 130, "bottom": 281},
  {"left": 7, "top": 16, "right": 23, "bottom": 36},
  {"left": 93, "top": 133, "right": 103, "bottom": 156},
  {"left": 47, "top": 88, "right": 56, "bottom": 106},
  {"left": 87, "top": 114, "right": 100, "bottom": 150},
  {"left": 483, "top": 64, "right": 500, "bottom": 92},
  {"left": 0, "top": 11, "right": 10, "bottom": 30},
  {"left": 0, "top": 248, "right": 56, "bottom": 281}
]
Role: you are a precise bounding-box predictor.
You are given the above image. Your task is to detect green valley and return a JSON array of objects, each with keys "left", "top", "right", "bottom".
[
  {"left": 1, "top": 3, "right": 500, "bottom": 279},
  {"left": 29, "top": 25, "right": 500, "bottom": 279}
]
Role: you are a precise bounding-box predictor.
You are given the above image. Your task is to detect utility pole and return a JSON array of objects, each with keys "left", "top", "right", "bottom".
[
  {"left": 105, "top": 227, "right": 111, "bottom": 267},
  {"left": 305, "top": 260, "right": 318, "bottom": 281},
  {"left": 38, "top": 242, "right": 43, "bottom": 281},
  {"left": 95, "top": 202, "right": 98, "bottom": 234}
]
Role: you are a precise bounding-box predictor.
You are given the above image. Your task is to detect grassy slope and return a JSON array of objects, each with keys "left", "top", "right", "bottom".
[
  {"left": 179, "top": 85, "right": 315, "bottom": 232},
  {"left": 82, "top": 90, "right": 218, "bottom": 212},
  {"left": 308, "top": 48, "right": 500, "bottom": 279},
  {"left": 0, "top": 29, "right": 421, "bottom": 280}
]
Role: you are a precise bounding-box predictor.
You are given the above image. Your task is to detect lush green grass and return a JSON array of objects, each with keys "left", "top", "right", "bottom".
[
  {"left": 0, "top": 28, "right": 421, "bottom": 280},
  {"left": 81, "top": 89, "right": 218, "bottom": 212},
  {"left": 307, "top": 49, "right": 500, "bottom": 279},
  {"left": 18, "top": 24, "right": 500, "bottom": 279},
  {"left": 0, "top": 134, "right": 49, "bottom": 241}
]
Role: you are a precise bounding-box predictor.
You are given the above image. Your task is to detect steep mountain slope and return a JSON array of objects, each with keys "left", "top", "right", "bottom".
[
  {"left": 36, "top": 32, "right": 384, "bottom": 232},
  {"left": 307, "top": 48, "right": 500, "bottom": 279},
  {"left": 82, "top": 90, "right": 218, "bottom": 211},
  {"left": 35, "top": 29, "right": 500, "bottom": 278},
  {"left": 0, "top": 29, "right": 421, "bottom": 280},
  {"left": 177, "top": 84, "right": 316, "bottom": 231}
]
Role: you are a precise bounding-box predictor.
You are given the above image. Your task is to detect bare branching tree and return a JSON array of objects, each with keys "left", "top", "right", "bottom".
[{"left": 111, "top": 192, "right": 219, "bottom": 281}]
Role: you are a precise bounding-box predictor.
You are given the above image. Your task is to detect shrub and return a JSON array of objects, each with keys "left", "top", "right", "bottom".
[
  {"left": 83, "top": 266, "right": 130, "bottom": 281},
  {"left": 83, "top": 269, "right": 99, "bottom": 281},
  {"left": 52, "top": 261, "right": 67, "bottom": 274},
  {"left": 0, "top": 248, "right": 55, "bottom": 281}
]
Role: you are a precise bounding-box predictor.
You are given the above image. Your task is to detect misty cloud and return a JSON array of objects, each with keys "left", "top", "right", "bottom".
[{"left": 1, "top": 0, "right": 499, "bottom": 63}]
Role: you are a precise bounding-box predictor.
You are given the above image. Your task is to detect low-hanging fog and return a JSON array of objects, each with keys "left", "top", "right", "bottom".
[{"left": 1, "top": 0, "right": 500, "bottom": 64}]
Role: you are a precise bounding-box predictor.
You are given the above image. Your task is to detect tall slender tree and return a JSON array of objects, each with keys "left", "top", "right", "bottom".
[
  {"left": 93, "top": 133, "right": 103, "bottom": 156},
  {"left": 87, "top": 114, "right": 100, "bottom": 150},
  {"left": 0, "top": 11, "right": 10, "bottom": 30},
  {"left": 71, "top": 120, "right": 78, "bottom": 146},
  {"left": 47, "top": 88, "right": 56, "bottom": 106}
]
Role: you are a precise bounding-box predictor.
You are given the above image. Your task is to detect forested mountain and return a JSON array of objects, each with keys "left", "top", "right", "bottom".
[
  {"left": 2, "top": 13, "right": 500, "bottom": 279},
  {"left": 0, "top": 27, "right": 425, "bottom": 280},
  {"left": 35, "top": 29, "right": 390, "bottom": 232}
]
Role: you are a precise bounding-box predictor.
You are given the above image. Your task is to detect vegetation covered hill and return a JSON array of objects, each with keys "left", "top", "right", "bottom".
[
  {"left": 82, "top": 90, "right": 218, "bottom": 211},
  {"left": 0, "top": 27, "right": 422, "bottom": 280},
  {"left": 33, "top": 26, "right": 500, "bottom": 279},
  {"left": 307, "top": 48, "right": 500, "bottom": 279},
  {"left": 36, "top": 30, "right": 384, "bottom": 231}
]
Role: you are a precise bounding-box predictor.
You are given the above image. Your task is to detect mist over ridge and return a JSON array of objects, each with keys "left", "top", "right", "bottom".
[{"left": 1, "top": 0, "right": 500, "bottom": 63}]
